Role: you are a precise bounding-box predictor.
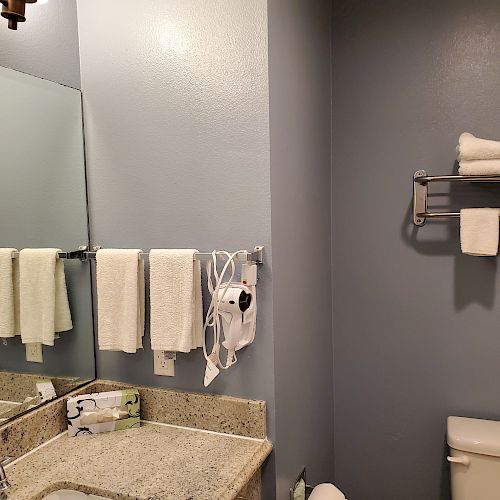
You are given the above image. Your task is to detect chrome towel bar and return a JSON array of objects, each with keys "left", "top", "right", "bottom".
[
  {"left": 413, "top": 170, "right": 500, "bottom": 225},
  {"left": 11, "top": 246, "right": 264, "bottom": 264},
  {"left": 84, "top": 246, "right": 264, "bottom": 264},
  {"left": 11, "top": 246, "right": 88, "bottom": 261}
]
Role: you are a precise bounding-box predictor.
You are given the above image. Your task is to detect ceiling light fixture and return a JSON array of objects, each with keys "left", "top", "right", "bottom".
[{"left": 1, "top": 0, "right": 38, "bottom": 31}]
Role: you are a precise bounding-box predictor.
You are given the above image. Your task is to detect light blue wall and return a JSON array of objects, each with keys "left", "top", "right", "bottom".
[
  {"left": 268, "top": 0, "right": 334, "bottom": 497},
  {"left": 77, "top": 0, "right": 276, "bottom": 495},
  {"left": 332, "top": 1, "right": 500, "bottom": 499}
]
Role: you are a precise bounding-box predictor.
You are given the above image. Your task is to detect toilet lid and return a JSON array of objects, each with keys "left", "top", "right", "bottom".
[{"left": 308, "top": 483, "right": 346, "bottom": 500}]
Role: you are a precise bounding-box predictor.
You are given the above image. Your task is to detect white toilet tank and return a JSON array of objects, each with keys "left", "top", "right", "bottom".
[{"left": 448, "top": 416, "right": 500, "bottom": 500}]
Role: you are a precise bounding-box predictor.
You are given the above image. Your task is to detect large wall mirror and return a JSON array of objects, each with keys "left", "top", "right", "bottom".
[{"left": 0, "top": 66, "right": 95, "bottom": 423}]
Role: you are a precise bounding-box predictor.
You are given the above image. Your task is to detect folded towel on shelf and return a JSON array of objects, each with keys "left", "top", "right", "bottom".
[
  {"left": 149, "top": 249, "right": 203, "bottom": 352},
  {"left": 457, "top": 132, "right": 500, "bottom": 161},
  {"left": 20, "top": 249, "right": 73, "bottom": 345},
  {"left": 458, "top": 159, "right": 500, "bottom": 176},
  {"left": 0, "top": 248, "right": 19, "bottom": 338},
  {"left": 96, "top": 249, "right": 144, "bottom": 353},
  {"left": 460, "top": 208, "right": 500, "bottom": 256}
]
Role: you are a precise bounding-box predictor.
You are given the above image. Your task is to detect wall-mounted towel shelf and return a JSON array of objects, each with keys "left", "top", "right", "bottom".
[
  {"left": 413, "top": 170, "right": 500, "bottom": 226},
  {"left": 11, "top": 246, "right": 265, "bottom": 264}
]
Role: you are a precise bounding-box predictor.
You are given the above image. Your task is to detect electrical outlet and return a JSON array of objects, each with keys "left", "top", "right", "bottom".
[
  {"left": 26, "top": 343, "right": 43, "bottom": 363},
  {"left": 154, "top": 350, "right": 175, "bottom": 376}
]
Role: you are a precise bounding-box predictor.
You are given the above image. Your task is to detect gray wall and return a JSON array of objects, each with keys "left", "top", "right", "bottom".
[
  {"left": 268, "top": 0, "right": 334, "bottom": 498},
  {"left": 0, "top": 0, "right": 80, "bottom": 88},
  {"left": 77, "top": 0, "right": 276, "bottom": 494},
  {"left": 77, "top": 0, "right": 273, "bottom": 404},
  {"left": 332, "top": 1, "right": 500, "bottom": 499}
]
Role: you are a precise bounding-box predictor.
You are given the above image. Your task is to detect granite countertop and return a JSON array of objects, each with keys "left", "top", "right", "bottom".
[{"left": 6, "top": 422, "right": 272, "bottom": 500}]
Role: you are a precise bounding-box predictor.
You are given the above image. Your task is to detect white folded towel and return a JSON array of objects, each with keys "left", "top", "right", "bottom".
[
  {"left": 149, "top": 249, "right": 203, "bottom": 352},
  {"left": 458, "top": 159, "right": 500, "bottom": 176},
  {"left": 19, "top": 249, "right": 73, "bottom": 345},
  {"left": 457, "top": 132, "right": 500, "bottom": 161},
  {"left": 0, "top": 248, "right": 19, "bottom": 338},
  {"left": 460, "top": 208, "right": 500, "bottom": 256},
  {"left": 96, "top": 249, "right": 144, "bottom": 353}
]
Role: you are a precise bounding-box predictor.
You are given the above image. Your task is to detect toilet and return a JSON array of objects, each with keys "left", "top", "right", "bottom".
[
  {"left": 448, "top": 416, "right": 500, "bottom": 499},
  {"left": 308, "top": 483, "right": 346, "bottom": 500}
]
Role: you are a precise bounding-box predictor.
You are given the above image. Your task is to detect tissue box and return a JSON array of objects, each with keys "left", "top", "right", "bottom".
[{"left": 67, "top": 388, "right": 140, "bottom": 437}]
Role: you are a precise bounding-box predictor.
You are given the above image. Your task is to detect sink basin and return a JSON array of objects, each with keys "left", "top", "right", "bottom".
[{"left": 43, "top": 490, "right": 109, "bottom": 500}]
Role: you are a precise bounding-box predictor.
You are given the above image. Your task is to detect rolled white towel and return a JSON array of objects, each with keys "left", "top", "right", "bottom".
[
  {"left": 460, "top": 208, "right": 500, "bottom": 256},
  {"left": 459, "top": 159, "right": 500, "bottom": 176},
  {"left": 457, "top": 132, "right": 500, "bottom": 161}
]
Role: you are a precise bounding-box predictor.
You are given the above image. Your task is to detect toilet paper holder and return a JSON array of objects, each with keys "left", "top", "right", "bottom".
[{"left": 290, "top": 468, "right": 313, "bottom": 500}]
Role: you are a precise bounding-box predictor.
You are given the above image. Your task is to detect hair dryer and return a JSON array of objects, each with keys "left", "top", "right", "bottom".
[{"left": 217, "top": 283, "right": 256, "bottom": 367}]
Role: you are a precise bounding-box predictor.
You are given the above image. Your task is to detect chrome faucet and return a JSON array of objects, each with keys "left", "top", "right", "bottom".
[{"left": 0, "top": 457, "right": 13, "bottom": 499}]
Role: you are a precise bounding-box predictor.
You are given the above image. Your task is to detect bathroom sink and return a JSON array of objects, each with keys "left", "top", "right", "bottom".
[{"left": 43, "top": 490, "right": 109, "bottom": 500}]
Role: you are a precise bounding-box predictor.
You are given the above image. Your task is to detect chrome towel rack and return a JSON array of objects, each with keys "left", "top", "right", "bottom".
[
  {"left": 84, "top": 246, "right": 264, "bottom": 264},
  {"left": 413, "top": 170, "right": 500, "bottom": 226},
  {"left": 11, "top": 246, "right": 89, "bottom": 261},
  {"left": 11, "top": 246, "right": 265, "bottom": 264}
]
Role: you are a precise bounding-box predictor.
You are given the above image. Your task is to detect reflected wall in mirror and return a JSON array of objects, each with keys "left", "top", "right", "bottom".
[{"left": 0, "top": 66, "right": 95, "bottom": 423}]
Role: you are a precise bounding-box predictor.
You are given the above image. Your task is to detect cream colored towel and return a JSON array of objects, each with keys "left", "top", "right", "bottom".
[
  {"left": 96, "top": 249, "right": 144, "bottom": 353},
  {"left": 458, "top": 159, "right": 500, "bottom": 176},
  {"left": 457, "top": 132, "right": 500, "bottom": 161},
  {"left": 20, "top": 249, "right": 73, "bottom": 346},
  {"left": 0, "top": 248, "right": 19, "bottom": 338},
  {"left": 460, "top": 209, "right": 500, "bottom": 256},
  {"left": 149, "top": 249, "right": 203, "bottom": 352}
]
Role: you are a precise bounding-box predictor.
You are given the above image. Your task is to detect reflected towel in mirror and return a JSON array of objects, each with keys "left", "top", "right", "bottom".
[
  {"left": 0, "top": 248, "right": 19, "bottom": 338},
  {"left": 19, "top": 248, "right": 73, "bottom": 345}
]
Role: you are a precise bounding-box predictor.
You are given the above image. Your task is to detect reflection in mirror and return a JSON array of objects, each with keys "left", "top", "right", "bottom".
[{"left": 0, "top": 66, "right": 95, "bottom": 423}]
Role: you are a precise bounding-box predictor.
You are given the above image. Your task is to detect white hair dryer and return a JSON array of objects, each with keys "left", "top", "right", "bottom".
[
  {"left": 203, "top": 254, "right": 258, "bottom": 386},
  {"left": 217, "top": 283, "right": 256, "bottom": 367}
]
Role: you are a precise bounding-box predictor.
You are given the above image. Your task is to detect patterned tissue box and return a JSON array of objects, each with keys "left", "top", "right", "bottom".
[{"left": 66, "top": 388, "right": 140, "bottom": 437}]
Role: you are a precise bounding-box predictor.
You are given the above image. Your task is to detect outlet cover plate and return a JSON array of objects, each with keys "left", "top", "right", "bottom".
[
  {"left": 154, "top": 350, "right": 175, "bottom": 376},
  {"left": 26, "top": 343, "right": 43, "bottom": 363}
]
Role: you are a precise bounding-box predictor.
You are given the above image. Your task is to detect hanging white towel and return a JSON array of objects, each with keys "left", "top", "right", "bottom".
[
  {"left": 457, "top": 132, "right": 500, "bottom": 161},
  {"left": 458, "top": 159, "right": 500, "bottom": 176},
  {"left": 149, "top": 249, "right": 203, "bottom": 352},
  {"left": 0, "top": 248, "right": 19, "bottom": 338},
  {"left": 460, "top": 208, "right": 500, "bottom": 256},
  {"left": 96, "top": 249, "right": 144, "bottom": 353},
  {"left": 19, "top": 249, "right": 73, "bottom": 346}
]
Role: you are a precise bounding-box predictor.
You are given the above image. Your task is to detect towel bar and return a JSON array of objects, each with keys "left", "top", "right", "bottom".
[
  {"left": 84, "top": 246, "right": 264, "bottom": 264},
  {"left": 11, "top": 246, "right": 265, "bottom": 265},
  {"left": 11, "top": 246, "right": 89, "bottom": 261},
  {"left": 413, "top": 170, "right": 500, "bottom": 225}
]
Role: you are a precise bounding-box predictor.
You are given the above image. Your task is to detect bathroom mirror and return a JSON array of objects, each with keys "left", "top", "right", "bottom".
[{"left": 0, "top": 66, "right": 95, "bottom": 423}]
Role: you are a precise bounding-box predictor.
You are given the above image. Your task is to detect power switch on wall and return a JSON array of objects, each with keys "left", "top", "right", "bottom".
[
  {"left": 154, "top": 351, "right": 175, "bottom": 376},
  {"left": 241, "top": 263, "right": 258, "bottom": 286},
  {"left": 26, "top": 343, "right": 43, "bottom": 363}
]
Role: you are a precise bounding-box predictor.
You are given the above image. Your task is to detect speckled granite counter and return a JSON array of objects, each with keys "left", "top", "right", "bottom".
[
  {"left": 0, "top": 380, "right": 267, "bottom": 460},
  {"left": 6, "top": 422, "right": 272, "bottom": 500}
]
